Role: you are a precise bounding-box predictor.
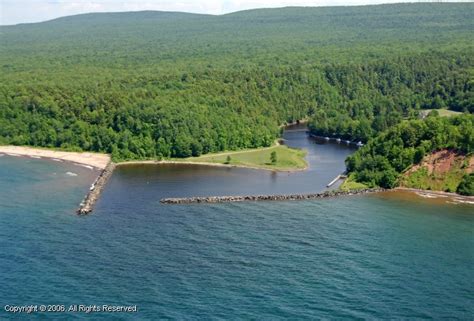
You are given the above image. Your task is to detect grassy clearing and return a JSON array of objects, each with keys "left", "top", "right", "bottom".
[
  {"left": 421, "top": 109, "right": 462, "bottom": 118},
  {"left": 339, "top": 174, "right": 369, "bottom": 191},
  {"left": 181, "top": 144, "right": 307, "bottom": 171}
]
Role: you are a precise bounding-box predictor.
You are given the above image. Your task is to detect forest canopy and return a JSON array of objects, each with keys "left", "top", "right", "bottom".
[{"left": 0, "top": 4, "right": 473, "bottom": 161}]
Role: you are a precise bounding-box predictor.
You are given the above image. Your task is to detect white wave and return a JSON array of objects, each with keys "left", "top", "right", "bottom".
[
  {"left": 452, "top": 198, "right": 474, "bottom": 205},
  {"left": 29, "top": 155, "right": 41, "bottom": 159},
  {"left": 52, "top": 158, "right": 63, "bottom": 162},
  {"left": 415, "top": 192, "right": 448, "bottom": 199},
  {"left": 79, "top": 164, "right": 94, "bottom": 170},
  {"left": 416, "top": 193, "right": 438, "bottom": 199},
  {"left": 66, "top": 172, "right": 78, "bottom": 177}
]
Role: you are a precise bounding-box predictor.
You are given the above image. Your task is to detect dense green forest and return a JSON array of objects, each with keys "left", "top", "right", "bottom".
[
  {"left": 457, "top": 173, "right": 474, "bottom": 196},
  {"left": 346, "top": 114, "right": 474, "bottom": 191},
  {"left": 308, "top": 54, "right": 473, "bottom": 142},
  {"left": 0, "top": 4, "right": 473, "bottom": 160}
]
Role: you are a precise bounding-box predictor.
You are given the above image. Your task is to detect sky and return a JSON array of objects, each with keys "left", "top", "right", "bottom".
[{"left": 0, "top": 0, "right": 469, "bottom": 25}]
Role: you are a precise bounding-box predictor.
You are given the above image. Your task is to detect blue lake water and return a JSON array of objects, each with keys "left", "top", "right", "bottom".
[{"left": 0, "top": 131, "right": 473, "bottom": 320}]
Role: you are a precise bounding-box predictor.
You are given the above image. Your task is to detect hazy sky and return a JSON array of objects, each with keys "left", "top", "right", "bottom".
[{"left": 0, "top": 0, "right": 467, "bottom": 25}]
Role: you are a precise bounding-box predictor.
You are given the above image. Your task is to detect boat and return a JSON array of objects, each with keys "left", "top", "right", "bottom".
[
  {"left": 336, "top": 138, "right": 341, "bottom": 143},
  {"left": 356, "top": 141, "right": 364, "bottom": 147},
  {"left": 324, "top": 137, "right": 330, "bottom": 141}
]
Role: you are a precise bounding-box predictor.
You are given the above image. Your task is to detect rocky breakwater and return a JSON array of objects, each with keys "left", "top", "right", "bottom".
[
  {"left": 160, "top": 188, "right": 385, "bottom": 204},
  {"left": 77, "top": 162, "right": 116, "bottom": 214}
]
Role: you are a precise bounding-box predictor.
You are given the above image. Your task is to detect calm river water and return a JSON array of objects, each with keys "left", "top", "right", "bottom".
[{"left": 0, "top": 128, "right": 472, "bottom": 320}]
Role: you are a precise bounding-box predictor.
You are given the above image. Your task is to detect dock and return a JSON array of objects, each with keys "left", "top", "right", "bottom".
[
  {"left": 77, "top": 162, "right": 116, "bottom": 215},
  {"left": 326, "top": 173, "right": 348, "bottom": 187},
  {"left": 309, "top": 134, "right": 364, "bottom": 147},
  {"left": 327, "top": 175, "right": 342, "bottom": 187}
]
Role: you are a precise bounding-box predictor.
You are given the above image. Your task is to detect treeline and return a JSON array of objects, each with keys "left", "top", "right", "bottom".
[{"left": 345, "top": 114, "right": 474, "bottom": 189}]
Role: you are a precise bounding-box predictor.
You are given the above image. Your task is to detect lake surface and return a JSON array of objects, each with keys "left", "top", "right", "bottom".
[
  {"left": 113, "top": 125, "right": 356, "bottom": 199},
  {"left": 1, "top": 129, "right": 473, "bottom": 320}
]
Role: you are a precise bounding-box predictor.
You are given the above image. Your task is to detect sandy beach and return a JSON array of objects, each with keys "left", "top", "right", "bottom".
[{"left": 0, "top": 146, "right": 110, "bottom": 170}]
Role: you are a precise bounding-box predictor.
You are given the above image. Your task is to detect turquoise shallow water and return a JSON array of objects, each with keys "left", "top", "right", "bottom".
[{"left": 1, "top": 135, "right": 473, "bottom": 319}]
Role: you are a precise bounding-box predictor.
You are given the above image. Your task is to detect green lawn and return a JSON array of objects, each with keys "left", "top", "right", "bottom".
[
  {"left": 182, "top": 145, "right": 307, "bottom": 171},
  {"left": 339, "top": 174, "right": 369, "bottom": 191}
]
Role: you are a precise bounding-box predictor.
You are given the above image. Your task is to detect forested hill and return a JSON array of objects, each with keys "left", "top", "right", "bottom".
[
  {"left": 1, "top": 4, "right": 473, "bottom": 68},
  {"left": 0, "top": 4, "right": 473, "bottom": 160}
]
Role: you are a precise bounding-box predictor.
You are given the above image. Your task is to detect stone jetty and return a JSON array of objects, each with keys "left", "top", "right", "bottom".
[
  {"left": 160, "top": 188, "right": 384, "bottom": 204},
  {"left": 77, "top": 162, "right": 116, "bottom": 214}
]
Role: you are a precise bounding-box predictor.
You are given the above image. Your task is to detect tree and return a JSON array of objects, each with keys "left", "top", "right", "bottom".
[
  {"left": 270, "top": 151, "right": 277, "bottom": 164},
  {"left": 226, "top": 155, "right": 231, "bottom": 164},
  {"left": 457, "top": 174, "right": 474, "bottom": 196}
]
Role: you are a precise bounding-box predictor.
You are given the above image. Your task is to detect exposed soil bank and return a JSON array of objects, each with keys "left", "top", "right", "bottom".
[
  {"left": 0, "top": 146, "right": 110, "bottom": 169},
  {"left": 161, "top": 188, "right": 384, "bottom": 204},
  {"left": 400, "top": 149, "right": 473, "bottom": 192},
  {"left": 77, "top": 162, "right": 116, "bottom": 214}
]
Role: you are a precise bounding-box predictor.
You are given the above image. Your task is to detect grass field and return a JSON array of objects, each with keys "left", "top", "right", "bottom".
[
  {"left": 339, "top": 174, "right": 369, "bottom": 191},
  {"left": 182, "top": 144, "right": 307, "bottom": 171}
]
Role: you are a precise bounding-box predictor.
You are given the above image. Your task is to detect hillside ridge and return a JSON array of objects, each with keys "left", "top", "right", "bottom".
[{"left": 2, "top": 2, "right": 473, "bottom": 27}]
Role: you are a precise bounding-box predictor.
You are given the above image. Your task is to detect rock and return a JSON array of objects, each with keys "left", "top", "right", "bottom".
[
  {"left": 160, "top": 188, "right": 384, "bottom": 204},
  {"left": 76, "top": 162, "right": 116, "bottom": 215}
]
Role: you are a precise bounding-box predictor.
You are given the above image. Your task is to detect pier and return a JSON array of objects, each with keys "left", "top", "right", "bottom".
[
  {"left": 327, "top": 175, "right": 342, "bottom": 187},
  {"left": 160, "top": 188, "right": 384, "bottom": 204},
  {"left": 309, "top": 134, "right": 364, "bottom": 147},
  {"left": 326, "top": 173, "right": 348, "bottom": 187},
  {"left": 77, "top": 162, "right": 116, "bottom": 215}
]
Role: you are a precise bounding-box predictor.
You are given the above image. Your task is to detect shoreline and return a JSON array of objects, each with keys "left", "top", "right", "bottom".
[
  {"left": 0, "top": 145, "right": 114, "bottom": 214},
  {"left": 116, "top": 138, "right": 308, "bottom": 172},
  {"left": 338, "top": 175, "right": 473, "bottom": 203},
  {"left": 394, "top": 187, "right": 474, "bottom": 203},
  {"left": 116, "top": 159, "right": 308, "bottom": 172},
  {"left": 3, "top": 145, "right": 471, "bottom": 209},
  {"left": 0, "top": 146, "right": 110, "bottom": 170}
]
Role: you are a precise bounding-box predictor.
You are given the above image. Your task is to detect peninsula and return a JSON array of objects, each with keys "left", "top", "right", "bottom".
[{"left": 117, "top": 142, "right": 308, "bottom": 172}]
